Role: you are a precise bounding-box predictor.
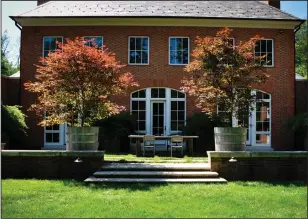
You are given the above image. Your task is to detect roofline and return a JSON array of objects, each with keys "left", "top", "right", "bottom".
[{"left": 10, "top": 15, "right": 305, "bottom": 23}]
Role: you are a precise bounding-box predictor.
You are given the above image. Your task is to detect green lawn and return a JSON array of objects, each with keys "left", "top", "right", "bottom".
[
  {"left": 104, "top": 154, "right": 208, "bottom": 163},
  {"left": 2, "top": 180, "right": 306, "bottom": 218}
]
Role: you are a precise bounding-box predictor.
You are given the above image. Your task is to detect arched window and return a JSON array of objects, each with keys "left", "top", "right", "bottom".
[{"left": 131, "top": 88, "right": 186, "bottom": 135}]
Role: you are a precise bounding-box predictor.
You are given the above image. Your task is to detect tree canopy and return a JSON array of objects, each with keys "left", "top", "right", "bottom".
[
  {"left": 181, "top": 27, "right": 268, "bottom": 123},
  {"left": 24, "top": 37, "right": 138, "bottom": 127},
  {"left": 295, "top": 21, "right": 307, "bottom": 79},
  {"left": 1, "top": 30, "right": 19, "bottom": 76}
]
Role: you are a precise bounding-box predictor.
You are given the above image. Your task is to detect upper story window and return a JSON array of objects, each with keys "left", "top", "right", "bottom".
[
  {"left": 129, "top": 36, "right": 149, "bottom": 65},
  {"left": 43, "top": 36, "right": 63, "bottom": 58},
  {"left": 84, "top": 36, "right": 103, "bottom": 48},
  {"left": 254, "top": 39, "right": 274, "bottom": 67},
  {"left": 169, "top": 37, "right": 189, "bottom": 65}
]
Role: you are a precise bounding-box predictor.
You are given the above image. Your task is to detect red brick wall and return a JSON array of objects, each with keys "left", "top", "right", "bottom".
[
  {"left": 1, "top": 76, "right": 20, "bottom": 106},
  {"left": 20, "top": 26, "right": 295, "bottom": 150}
]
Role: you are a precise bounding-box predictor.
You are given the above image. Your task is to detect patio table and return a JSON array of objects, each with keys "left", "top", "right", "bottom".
[{"left": 128, "top": 135, "right": 199, "bottom": 156}]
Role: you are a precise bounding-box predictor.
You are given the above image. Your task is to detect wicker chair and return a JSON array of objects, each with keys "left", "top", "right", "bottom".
[
  {"left": 143, "top": 135, "right": 156, "bottom": 156},
  {"left": 170, "top": 135, "right": 184, "bottom": 157}
]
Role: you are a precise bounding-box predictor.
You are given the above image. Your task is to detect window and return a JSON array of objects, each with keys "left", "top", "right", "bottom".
[
  {"left": 151, "top": 88, "right": 165, "bottom": 98},
  {"left": 129, "top": 37, "right": 149, "bottom": 65},
  {"left": 84, "top": 36, "right": 103, "bottom": 48},
  {"left": 45, "top": 124, "right": 60, "bottom": 144},
  {"left": 43, "top": 36, "right": 63, "bottom": 58},
  {"left": 254, "top": 39, "right": 274, "bottom": 67},
  {"left": 131, "top": 89, "right": 147, "bottom": 133},
  {"left": 170, "top": 89, "right": 185, "bottom": 132},
  {"left": 169, "top": 37, "right": 189, "bottom": 65},
  {"left": 255, "top": 91, "right": 271, "bottom": 145}
]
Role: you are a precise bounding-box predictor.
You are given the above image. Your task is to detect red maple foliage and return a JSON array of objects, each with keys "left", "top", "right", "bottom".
[
  {"left": 24, "top": 37, "right": 138, "bottom": 127},
  {"left": 181, "top": 27, "right": 269, "bottom": 123}
]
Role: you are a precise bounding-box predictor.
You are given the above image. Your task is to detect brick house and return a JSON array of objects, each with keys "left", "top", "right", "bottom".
[{"left": 10, "top": 1, "right": 304, "bottom": 151}]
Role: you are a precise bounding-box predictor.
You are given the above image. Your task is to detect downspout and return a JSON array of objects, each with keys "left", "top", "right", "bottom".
[{"left": 14, "top": 21, "right": 22, "bottom": 105}]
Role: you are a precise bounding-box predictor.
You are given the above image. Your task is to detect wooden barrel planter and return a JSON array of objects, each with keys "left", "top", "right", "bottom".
[
  {"left": 214, "top": 127, "right": 247, "bottom": 151},
  {"left": 66, "top": 127, "right": 99, "bottom": 151}
]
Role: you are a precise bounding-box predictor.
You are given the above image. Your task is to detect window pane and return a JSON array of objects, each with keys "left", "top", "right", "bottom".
[
  {"left": 261, "top": 40, "right": 266, "bottom": 52},
  {"left": 171, "top": 101, "right": 177, "bottom": 110},
  {"left": 151, "top": 88, "right": 159, "bottom": 98},
  {"left": 142, "top": 38, "right": 148, "bottom": 50},
  {"left": 139, "top": 101, "right": 146, "bottom": 110},
  {"left": 183, "top": 50, "right": 189, "bottom": 64},
  {"left": 171, "top": 90, "right": 178, "bottom": 98},
  {"left": 136, "top": 38, "right": 141, "bottom": 50},
  {"left": 153, "top": 116, "right": 158, "bottom": 127},
  {"left": 139, "top": 121, "right": 145, "bottom": 131},
  {"left": 95, "top": 37, "right": 103, "bottom": 47},
  {"left": 132, "top": 91, "right": 138, "bottom": 98},
  {"left": 139, "top": 89, "right": 146, "bottom": 98},
  {"left": 131, "top": 111, "right": 138, "bottom": 118},
  {"left": 266, "top": 40, "right": 272, "bottom": 52},
  {"left": 256, "top": 134, "right": 270, "bottom": 144},
  {"left": 176, "top": 38, "right": 182, "bottom": 50},
  {"left": 256, "top": 122, "right": 262, "bottom": 131},
  {"left": 255, "top": 41, "right": 261, "bottom": 53},
  {"left": 46, "top": 133, "right": 52, "bottom": 142},
  {"left": 53, "top": 133, "right": 60, "bottom": 143},
  {"left": 130, "top": 38, "right": 135, "bottom": 50},
  {"left": 178, "top": 101, "right": 185, "bottom": 110},
  {"left": 53, "top": 124, "right": 60, "bottom": 130},
  {"left": 50, "top": 38, "right": 57, "bottom": 50},
  {"left": 139, "top": 111, "right": 146, "bottom": 120},
  {"left": 263, "top": 93, "right": 270, "bottom": 100},
  {"left": 44, "top": 37, "right": 50, "bottom": 50},
  {"left": 176, "top": 50, "right": 183, "bottom": 64},
  {"left": 158, "top": 88, "right": 165, "bottom": 98},
  {"left": 170, "top": 38, "right": 176, "bottom": 50},
  {"left": 159, "top": 103, "right": 164, "bottom": 114},
  {"left": 178, "top": 111, "right": 185, "bottom": 120},
  {"left": 44, "top": 51, "right": 49, "bottom": 58},
  {"left": 46, "top": 125, "right": 52, "bottom": 130},
  {"left": 135, "top": 51, "right": 141, "bottom": 63},
  {"left": 171, "top": 121, "right": 177, "bottom": 130},
  {"left": 183, "top": 38, "right": 188, "bottom": 50},
  {"left": 178, "top": 92, "right": 185, "bottom": 98},
  {"left": 170, "top": 50, "right": 176, "bottom": 64},
  {"left": 267, "top": 53, "right": 272, "bottom": 66},
  {"left": 132, "top": 101, "right": 138, "bottom": 110},
  {"left": 129, "top": 52, "right": 135, "bottom": 64},
  {"left": 141, "top": 51, "right": 148, "bottom": 64},
  {"left": 178, "top": 121, "right": 184, "bottom": 131},
  {"left": 171, "top": 111, "right": 177, "bottom": 120}
]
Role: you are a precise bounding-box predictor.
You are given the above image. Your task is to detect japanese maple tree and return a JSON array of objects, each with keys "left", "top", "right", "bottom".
[
  {"left": 25, "top": 37, "right": 138, "bottom": 127},
  {"left": 181, "top": 27, "right": 269, "bottom": 124}
]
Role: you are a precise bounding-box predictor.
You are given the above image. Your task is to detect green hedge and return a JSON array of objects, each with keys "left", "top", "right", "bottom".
[{"left": 1, "top": 105, "right": 28, "bottom": 148}]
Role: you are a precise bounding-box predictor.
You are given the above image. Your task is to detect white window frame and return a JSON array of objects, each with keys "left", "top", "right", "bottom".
[
  {"left": 130, "top": 88, "right": 186, "bottom": 136},
  {"left": 254, "top": 39, "right": 274, "bottom": 67},
  {"left": 83, "top": 36, "right": 104, "bottom": 49},
  {"left": 43, "top": 112, "right": 66, "bottom": 147},
  {"left": 42, "top": 36, "right": 63, "bottom": 59},
  {"left": 128, "top": 36, "right": 150, "bottom": 65},
  {"left": 169, "top": 37, "right": 190, "bottom": 66}
]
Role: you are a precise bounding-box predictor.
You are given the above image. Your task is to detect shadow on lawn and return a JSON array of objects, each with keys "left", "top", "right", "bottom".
[{"left": 61, "top": 179, "right": 169, "bottom": 191}]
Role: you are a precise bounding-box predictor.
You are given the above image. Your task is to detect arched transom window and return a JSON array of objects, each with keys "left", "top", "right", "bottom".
[{"left": 131, "top": 88, "right": 186, "bottom": 136}]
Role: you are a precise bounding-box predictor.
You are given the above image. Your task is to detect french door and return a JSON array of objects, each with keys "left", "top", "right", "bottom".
[{"left": 151, "top": 101, "right": 165, "bottom": 136}]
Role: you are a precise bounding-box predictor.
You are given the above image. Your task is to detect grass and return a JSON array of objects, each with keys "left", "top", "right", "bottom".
[
  {"left": 104, "top": 153, "right": 208, "bottom": 163},
  {"left": 2, "top": 179, "right": 307, "bottom": 218}
]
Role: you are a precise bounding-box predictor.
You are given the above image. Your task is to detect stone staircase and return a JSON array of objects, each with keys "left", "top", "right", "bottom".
[{"left": 85, "top": 163, "right": 227, "bottom": 183}]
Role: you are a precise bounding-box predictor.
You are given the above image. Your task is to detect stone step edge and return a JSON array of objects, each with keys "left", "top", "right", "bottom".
[
  {"left": 101, "top": 163, "right": 210, "bottom": 171},
  {"left": 94, "top": 171, "right": 218, "bottom": 177},
  {"left": 85, "top": 177, "right": 227, "bottom": 183}
]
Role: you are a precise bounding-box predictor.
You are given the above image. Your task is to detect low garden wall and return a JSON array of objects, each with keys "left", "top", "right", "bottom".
[
  {"left": 2, "top": 150, "right": 105, "bottom": 180},
  {"left": 208, "top": 151, "right": 307, "bottom": 181}
]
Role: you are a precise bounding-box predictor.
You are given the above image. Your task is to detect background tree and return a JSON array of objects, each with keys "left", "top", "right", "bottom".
[
  {"left": 1, "top": 30, "right": 19, "bottom": 76},
  {"left": 295, "top": 21, "right": 307, "bottom": 79},
  {"left": 181, "top": 27, "right": 269, "bottom": 124},
  {"left": 24, "top": 37, "right": 138, "bottom": 127}
]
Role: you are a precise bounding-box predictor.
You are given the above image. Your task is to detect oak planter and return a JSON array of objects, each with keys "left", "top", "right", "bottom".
[
  {"left": 214, "top": 127, "right": 247, "bottom": 151},
  {"left": 66, "top": 127, "right": 99, "bottom": 151}
]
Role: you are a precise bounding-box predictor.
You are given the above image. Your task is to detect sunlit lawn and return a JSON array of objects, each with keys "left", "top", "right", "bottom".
[{"left": 2, "top": 179, "right": 306, "bottom": 218}]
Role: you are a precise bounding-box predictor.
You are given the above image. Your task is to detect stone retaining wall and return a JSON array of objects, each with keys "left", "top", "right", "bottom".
[
  {"left": 208, "top": 151, "right": 307, "bottom": 181},
  {"left": 2, "top": 150, "right": 105, "bottom": 180}
]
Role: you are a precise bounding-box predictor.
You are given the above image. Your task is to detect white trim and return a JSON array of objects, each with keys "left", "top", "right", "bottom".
[
  {"left": 168, "top": 36, "right": 190, "bottom": 65},
  {"left": 42, "top": 36, "right": 63, "bottom": 58},
  {"left": 128, "top": 36, "right": 150, "bottom": 65},
  {"left": 254, "top": 38, "right": 274, "bottom": 67}
]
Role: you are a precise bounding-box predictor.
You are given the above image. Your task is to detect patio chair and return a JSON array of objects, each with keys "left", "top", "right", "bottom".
[
  {"left": 169, "top": 135, "right": 184, "bottom": 157},
  {"left": 143, "top": 135, "right": 156, "bottom": 156}
]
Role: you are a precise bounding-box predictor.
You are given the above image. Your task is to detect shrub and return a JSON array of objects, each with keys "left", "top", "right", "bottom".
[
  {"left": 93, "top": 112, "right": 137, "bottom": 152},
  {"left": 286, "top": 113, "right": 308, "bottom": 150},
  {"left": 182, "top": 113, "right": 226, "bottom": 154},
  {"left": 1, "top": 105, "right": 28, "bottom": 148}
]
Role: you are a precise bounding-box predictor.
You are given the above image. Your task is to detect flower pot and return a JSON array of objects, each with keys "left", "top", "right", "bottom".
[
  {"left": 66, "top": 127, "right": 99, "bottom": 151},
  {"left": 214, "top": 127, "right": 247, "bottom": 151}
]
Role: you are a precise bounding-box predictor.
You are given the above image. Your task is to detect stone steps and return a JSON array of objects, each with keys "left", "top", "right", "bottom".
[
  {"left": 93, "top": 170, "right": 218, "bottom": 178},
  {"left": 85, "top": 177, "right": 227, "bottom": 183},
  {"left": 85, "top": 162, "right": 227, "bottom": 183}
]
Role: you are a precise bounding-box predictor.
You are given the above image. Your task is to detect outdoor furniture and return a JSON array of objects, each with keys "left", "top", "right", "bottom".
[
  {"left": 128, "top": 135, "right": 199, "bottom": 156},
  {"left": 143, "top": 135, "right": 156, "bottom": 156},
  {"left": 169, "top": 135, "right": 184, "bottom": 157}
]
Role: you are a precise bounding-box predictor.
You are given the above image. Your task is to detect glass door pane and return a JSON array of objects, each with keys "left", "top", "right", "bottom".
[{"left": 152, "top": 102, "right": 165, "bottom": 136}]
